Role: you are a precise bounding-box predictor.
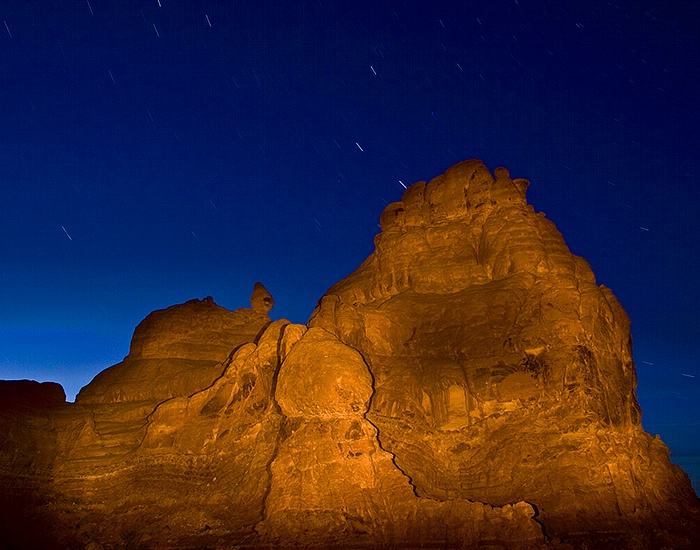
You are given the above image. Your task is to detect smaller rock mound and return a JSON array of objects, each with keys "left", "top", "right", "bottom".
[{"left": 77, "top": 288, "right": 273, "bottom": 405}]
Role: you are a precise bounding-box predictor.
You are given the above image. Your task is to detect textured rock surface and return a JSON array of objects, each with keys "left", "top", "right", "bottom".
[
  {"left": 1, "top": 161, "right": 699, "bottom": 549},
  {"left": 309, "top": 160, "right": 700, "bottom": 547},
  {"left": 258, "top": 325, "right": 543, "bottom": 548},
  {"left": 76, "top": 295, "right": 271, "bottom": 405}
]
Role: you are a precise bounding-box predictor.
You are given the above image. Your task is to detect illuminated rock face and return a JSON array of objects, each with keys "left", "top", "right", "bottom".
[
  {"left": 310, "top": 160, "right": 700, "bottom": 544},
  {"left": 76, "top": 296, "right": 271, "bottom": 404},
  {"left": 1, "top": 161, "right": 699, "bottom": 549}
]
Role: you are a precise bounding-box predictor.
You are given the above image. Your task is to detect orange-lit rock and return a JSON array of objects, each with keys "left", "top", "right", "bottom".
[
  {"left": 259, "top": 325, "right": 543, "bottom": 548},
  {"left": 1, "top": 161, "right": 699, "bottom": 549},
  {"left": 310, "top": 159, "right": 700, "bottom": 547},
  {"left": 76, "top": 295, "right": 271, "bottom": 405}
]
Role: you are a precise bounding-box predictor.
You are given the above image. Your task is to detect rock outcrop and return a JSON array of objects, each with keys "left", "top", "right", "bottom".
[
  {"left": 76, "top": 295, "right": 271, "bottom": 404},
  {"left": 1, "top": 160, "right": 698, "bottom": 549},
  {"left": 309, "top": 160, "right": 700, "bottom": 546}
]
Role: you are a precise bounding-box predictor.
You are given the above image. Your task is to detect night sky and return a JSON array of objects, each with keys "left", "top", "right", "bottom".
[{"left": 1, "top": 1, "right": 698, "bottom": 491}]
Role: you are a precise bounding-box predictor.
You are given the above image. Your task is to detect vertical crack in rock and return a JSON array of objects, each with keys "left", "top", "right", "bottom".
[
  {"left": 361, "top": 346, "right": 421, "bottom": 498},
  {"left": 254, "top": 322, "right": 289, "bottom": 534},
  {"left": 525, "top": 500, "right": 551, "bottom": 543}
]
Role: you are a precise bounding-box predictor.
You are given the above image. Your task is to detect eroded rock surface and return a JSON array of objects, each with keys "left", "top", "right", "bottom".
[
  {"left": 1, "top": 160, "right": 698, "bottom": 549},
  {"left": 258, "top": 325, "right": 543, "bottom": 548},
  {"left": 76, "top": 295, "right": 270, "bottom": 405},
  {"left": 309, "top": 159, "right": 700, "bottom": 546}
]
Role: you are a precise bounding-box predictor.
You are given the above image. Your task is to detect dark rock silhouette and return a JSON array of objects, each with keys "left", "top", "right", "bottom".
[
  {"left": 1, "top": 160, "right": 698, "bottom": 549},
  {"left": 251, "top": 281, "right": 275, "bottom": 313}
]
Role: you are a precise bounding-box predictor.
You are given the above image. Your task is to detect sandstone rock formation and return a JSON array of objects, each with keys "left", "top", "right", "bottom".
[
  {"left": 309, "top": 160, "right": 700, "bottom": 546},
  {"left": 77, "top": 295, "right": 271, "bottom": 405},
  {"left": 1, "top": 160, "right": 699, "bottom": 549}
]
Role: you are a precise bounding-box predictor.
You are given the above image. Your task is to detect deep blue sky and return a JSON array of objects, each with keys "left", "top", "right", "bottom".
[{"left": 1, "top": 1, "right": 698, "bottom": 489}]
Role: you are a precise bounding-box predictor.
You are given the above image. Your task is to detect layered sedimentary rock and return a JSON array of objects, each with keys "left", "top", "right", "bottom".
[
  {"left": 309, "top": 160, "right": 700, "bottom": 546},
  {"left": 1, "top": 161, "right": 699, "bottom": 549},
  {"left": 258, "top": 325, "right": 542, "bottom": 548},
  {"left": 77, "top": 294, "right": 271, "bottom": 405}
]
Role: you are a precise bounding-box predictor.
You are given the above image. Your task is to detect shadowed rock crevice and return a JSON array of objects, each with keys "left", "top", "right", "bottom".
[
  {"left": 1, "top": 160, "right": 699, "bottom": 549},
  {"left": 361, "top": 339, "right": 422, "bottom": 498},
  {"left": 255, "top": 321, "right": 296, "bottom": 533},
  {"left": 526, "top": 500, "right": 551, "bottom": 543}
]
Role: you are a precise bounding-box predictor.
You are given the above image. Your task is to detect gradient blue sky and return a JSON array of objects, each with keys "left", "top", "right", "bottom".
[{"left": 1, "top": 1, "right": 698, "bottom": 490}]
